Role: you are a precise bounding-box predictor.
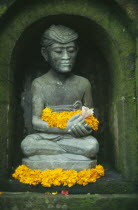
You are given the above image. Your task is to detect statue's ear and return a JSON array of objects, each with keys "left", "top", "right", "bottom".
[{"left": 41, "top": 47, "right": 48, "bottom": 61}]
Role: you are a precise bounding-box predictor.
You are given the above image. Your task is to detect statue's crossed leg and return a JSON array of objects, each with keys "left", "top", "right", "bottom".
[{"left": 21, "top": 133, "right": 99, "bottom": 171}]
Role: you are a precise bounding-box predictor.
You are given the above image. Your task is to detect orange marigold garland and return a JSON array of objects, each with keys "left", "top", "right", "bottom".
[
  {"left": 12, "top": 165, "right": 42, "bottom": 186},
  {"left": 12, "top": 165, "right": 104, "bottom": 187},
  {"left": 41, "top": 108, "right": 99, "bottom": 131}
]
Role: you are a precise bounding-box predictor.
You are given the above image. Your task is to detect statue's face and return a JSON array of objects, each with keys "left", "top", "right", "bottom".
[{"left": 43, "top": 41, "right": 77, "bottom": 73}]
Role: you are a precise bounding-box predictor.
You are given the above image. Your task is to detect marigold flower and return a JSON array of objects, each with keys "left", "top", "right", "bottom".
[
  {"left": 41, "top": 108, "right": 99, "bottom": 131},
  {"left": 12, "top": 165, "right": 104, "bottom": 187}
]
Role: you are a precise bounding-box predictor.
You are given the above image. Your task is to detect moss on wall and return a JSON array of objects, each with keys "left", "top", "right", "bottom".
[
  {"left": 0, "top": 5, "right": 7, "bottom": 17},
  {"left": 0, "top": 193, "right": 138, "bottom": 210},
  {"left": 115, "top": 0, "right": 138, "bottom": 22}
]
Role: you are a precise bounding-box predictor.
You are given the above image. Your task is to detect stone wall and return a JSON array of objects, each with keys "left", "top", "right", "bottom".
[{"left": 0, "top": 0, "right": 138, "bottom": 209}]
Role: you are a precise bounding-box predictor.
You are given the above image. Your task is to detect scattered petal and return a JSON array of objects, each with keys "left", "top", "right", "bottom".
[
  {"left": 61, "top": 190, "right": 69, "bottom": 195},
  {"left": 52, "top": 192, "right": 58, "bottom": 195}
]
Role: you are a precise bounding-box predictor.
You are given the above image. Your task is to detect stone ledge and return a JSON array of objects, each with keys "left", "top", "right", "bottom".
[
  {"left": 0, "top": 193, "right": 138, "bottom": 210},
  {"left": 0, "top": 170, "right": 138, "bottom": 194}
]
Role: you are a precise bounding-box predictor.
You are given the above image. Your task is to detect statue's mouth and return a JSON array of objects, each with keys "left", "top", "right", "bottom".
[
  {"left": 62, "top": 64, "right": 70, "bottom": 66},
  {"left": 61, "top": 62, "right": 71, "bottom": 65}
]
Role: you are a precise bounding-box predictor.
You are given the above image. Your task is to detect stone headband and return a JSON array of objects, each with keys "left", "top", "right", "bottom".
[{"left": 41, "top": 25, "right": 78, "bottom": 48}]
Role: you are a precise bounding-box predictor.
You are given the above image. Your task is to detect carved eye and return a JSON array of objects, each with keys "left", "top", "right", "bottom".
[
  {"left": 67, "top": 47, "right": 76, "bottom": 53},
  {"left": 55, "top": 50, "right": 62, "bottom": 53},
  {"left": 54, "top": 48, "right": 62, "bottom": 53}
]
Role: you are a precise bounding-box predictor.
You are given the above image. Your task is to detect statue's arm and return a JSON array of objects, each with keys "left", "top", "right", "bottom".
[
  {"left": 65, "top": 79, "right": 93, "bottom": 137},
  {"left": 65, "top": 78, "right": 93, "bottom": 138},
  {"left": 82, "top": 79, "right": 93, "bottom": 108},
  {"left": 31, "top": 80, "right": 68, "bottom": 134}
]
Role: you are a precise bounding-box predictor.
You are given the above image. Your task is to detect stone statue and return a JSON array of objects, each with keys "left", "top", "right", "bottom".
[{"left": 21, "top": 25, "right": 99, "bottom": 171}]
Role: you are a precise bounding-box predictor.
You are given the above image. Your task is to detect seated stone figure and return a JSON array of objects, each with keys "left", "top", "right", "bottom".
[{"left": 21, "top": 25, "right": 99, "bottom": 171}]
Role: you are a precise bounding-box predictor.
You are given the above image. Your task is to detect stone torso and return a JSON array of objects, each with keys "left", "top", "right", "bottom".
[{"left": 32, "top": 73, "right": 89, "bottom": 107}]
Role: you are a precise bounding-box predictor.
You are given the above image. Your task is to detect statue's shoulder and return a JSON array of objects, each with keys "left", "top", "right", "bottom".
[
  {"left": 31, "top": 74, "right": 48, "bottom": 88},
  {"left": 73, "top": 75, "right": 91, "bottom": 87}
]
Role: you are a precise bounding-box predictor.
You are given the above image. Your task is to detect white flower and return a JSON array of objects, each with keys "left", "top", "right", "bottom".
[{"left": 81, "top": 106, "right": 94, "bottom": 119}]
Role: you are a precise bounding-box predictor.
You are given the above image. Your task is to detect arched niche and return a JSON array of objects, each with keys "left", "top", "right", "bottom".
[
  {"left": 0, "top": 0, "right": 137, "bottom": 181},
  {"left": 11, "top": 14, "right": 111, "bottom": 168}
]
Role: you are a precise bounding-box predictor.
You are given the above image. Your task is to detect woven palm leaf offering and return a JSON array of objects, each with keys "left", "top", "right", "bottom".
[{"left": 41, "top": 106, "right": 99, "bottom": 131}]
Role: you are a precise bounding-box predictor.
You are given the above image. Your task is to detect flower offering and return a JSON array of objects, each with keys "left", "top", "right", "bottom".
[
  {"left": 41, "top": 106, "right": 99, "bottom": 131},
  {"left": 12, "top": 165, "right": 104, "bottom": 187}
]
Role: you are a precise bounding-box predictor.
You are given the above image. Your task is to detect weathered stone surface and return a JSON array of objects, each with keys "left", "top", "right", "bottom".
[
  {"left": 57, "top": 136, "right": 99, "bottom": 158},
  {"left": 22, "top": 154, "right": 97, "bottom": 171},
  {"left": 21, "top": 133, "right": 99, "bottom": 170},
  {"left": 0, "top": 193, "right": 138, "bottom": 210},
  {"left": 21, "top": 133, "right": 99, "bottom": 156},
  {"left": 27, "top": 154, "right": 92, "bottom": 161},
  {"left": 21, "top": 134, "right": 66, "bottom": 156}
]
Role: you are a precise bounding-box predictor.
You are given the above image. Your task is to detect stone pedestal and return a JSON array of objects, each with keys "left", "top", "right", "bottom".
[{"left": 22, "top": 154, "right": 97, "bottom": 171}]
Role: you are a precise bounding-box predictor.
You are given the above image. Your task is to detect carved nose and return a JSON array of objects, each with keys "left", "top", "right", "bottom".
[{"left": 62, "top": 50, "right": 70, "bottom": 60}]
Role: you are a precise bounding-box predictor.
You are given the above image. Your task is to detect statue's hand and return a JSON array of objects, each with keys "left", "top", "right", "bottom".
[{"left": 67, "top": 114, "right": 92, "bottom": 138}]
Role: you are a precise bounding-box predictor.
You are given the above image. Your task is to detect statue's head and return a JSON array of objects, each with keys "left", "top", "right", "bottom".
[{"left": 41, "top": 25, "right": 78, "bottom": 73}]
